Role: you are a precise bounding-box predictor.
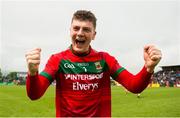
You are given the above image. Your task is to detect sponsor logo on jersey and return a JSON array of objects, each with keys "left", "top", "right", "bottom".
[
  {"left": 77, "top": 63, "right": 89, "bottom": 67},
  {"left": 65, "top": 73, "right": 103, "bottom": 80},
  {"left": 65, "top": 73, "right": 104, "bottom": 91},
  {"left": 95, "top": 61, "right": 102, "bottom": 70},
  {"left": 73, "top": 82, "right": 98, "bottom": 91},
  {"left": 64, "top": 63, "right": 75, "bottom": 69}
]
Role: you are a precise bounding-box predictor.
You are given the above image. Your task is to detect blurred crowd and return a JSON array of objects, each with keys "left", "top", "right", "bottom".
[{"left": 151, "top": 69, "right": 180, "bottom": 87}]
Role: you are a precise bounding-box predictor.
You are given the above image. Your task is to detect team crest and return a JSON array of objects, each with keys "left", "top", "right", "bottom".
[{"left": 95, "top": 61, "right": 102, "bottom": 70}]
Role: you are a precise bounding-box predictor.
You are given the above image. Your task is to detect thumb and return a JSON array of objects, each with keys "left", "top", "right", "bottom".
[
  {"left": 144, "top": 44, "right": 155, "bottom": 55},
  {"left": 36, "top": 48, "right": 41, "bottom": 52},
  {"left": 144, "top": 44, "right": 152, "bottom": 52},
  {"left": 144, "top": 45, "right": 149, "bottom": 52}
]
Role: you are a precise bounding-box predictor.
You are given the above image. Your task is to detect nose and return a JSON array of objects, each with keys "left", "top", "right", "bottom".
[{"left": 77, "top": 28, "right": 84, "bottom": 36}]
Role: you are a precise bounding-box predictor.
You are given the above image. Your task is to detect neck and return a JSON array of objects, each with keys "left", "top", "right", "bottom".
[{"left": 70, "top": 45, "right": 91, "bottom": 57}]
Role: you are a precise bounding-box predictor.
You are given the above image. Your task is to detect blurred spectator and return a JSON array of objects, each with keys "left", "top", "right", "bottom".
[{"left": 151, "top": 65, "right": 180, "bottom": 87}]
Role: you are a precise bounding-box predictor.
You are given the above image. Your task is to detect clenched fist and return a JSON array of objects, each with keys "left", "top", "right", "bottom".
[
  {"left": 25, "top": 48, "right": 41, "bottom": 76},
  {"left": 144, "top": 44, "right": 162, "bottom": 73}
]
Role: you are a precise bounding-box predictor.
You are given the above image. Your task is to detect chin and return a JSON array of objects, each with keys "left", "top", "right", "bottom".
[{"left": 74, "top": 47, "right": 85, "bottom": 53}]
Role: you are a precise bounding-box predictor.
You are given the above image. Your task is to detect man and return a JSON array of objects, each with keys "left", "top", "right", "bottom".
[{"left": 25, "top": 10, "right": 162, "bottom": 117}]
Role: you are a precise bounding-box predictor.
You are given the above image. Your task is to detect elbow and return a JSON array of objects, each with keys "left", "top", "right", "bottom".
[
  {"left": 26, "top": 87, "right": 45, "bottom": 101},
  {"left": 27, "top": 93, "right": 41, "bottom": 100},
  {"left": 29, "top": 97, "right": 38, "bottom": 101},
  {"left": 26, "top": 88, "right": 41, "bottom": 100},
  {"left": 128, "top": 85, "right": 147, "bottom": 94},
  {"left": 130, "top": 89, "right": 143, "bottom": 94},
  {"left": 29, "top": 97, "right": 39, "bottom": 101},
  {"left": 26, "top": 82, "right": 41, "bottom": 100}
]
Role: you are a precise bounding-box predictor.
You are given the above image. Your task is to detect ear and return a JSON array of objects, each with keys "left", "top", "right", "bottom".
[
  {"left": 69, "top": 26, "right": 72, "bottom": 32},
  {"left": 70, "top": 26, "right": 73, "bottom": 36},
  {"left": 92, "top": 31, "right": 96, "bottom": 40}
]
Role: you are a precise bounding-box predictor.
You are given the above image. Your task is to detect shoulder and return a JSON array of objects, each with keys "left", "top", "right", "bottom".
[
  {"left": 98, "top": 51, "right": 115, "bottom": 59},
  {"left": 91, "top": 48, "right": 108, "bottom": 56},
  {"left": 96, "top": 51, "right": 119, "bottom": 65},
  {"left": 49, "top": 48, "right": 70, "bottom": 61}
]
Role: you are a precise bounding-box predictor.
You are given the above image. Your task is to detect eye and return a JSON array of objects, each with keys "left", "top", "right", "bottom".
[
  {"left": 73, "top": 26, "right": 80, "bottom": 31},
  {"left": 83, "top": 27, "right": 91, "bottom": 33}
]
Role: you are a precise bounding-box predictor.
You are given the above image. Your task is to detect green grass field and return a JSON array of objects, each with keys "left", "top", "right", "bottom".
[{"left": 0, "top": 86, "right": 180, "bottom": 117}]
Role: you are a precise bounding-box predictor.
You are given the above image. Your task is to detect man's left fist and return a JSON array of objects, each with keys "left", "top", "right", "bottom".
[{"left": 144, "top": 44, "right": 162, "bottom": 73}]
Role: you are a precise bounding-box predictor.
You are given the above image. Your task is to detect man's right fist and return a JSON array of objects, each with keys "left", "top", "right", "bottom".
[{"left": 25, "top": 48, "right": 41, "bottom": 76}]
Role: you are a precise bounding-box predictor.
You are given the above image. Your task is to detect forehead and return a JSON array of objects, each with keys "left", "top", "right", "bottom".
[{"left": 71, "top": 19, "right": 94, "bottom": 29}]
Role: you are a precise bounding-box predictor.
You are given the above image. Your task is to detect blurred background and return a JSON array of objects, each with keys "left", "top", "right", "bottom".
[
  {"left": 0, "top": 0, "right": 180, "bottom": 117},
  {"left": 0, "top": 0, "right": 180, "bottom": 85}
]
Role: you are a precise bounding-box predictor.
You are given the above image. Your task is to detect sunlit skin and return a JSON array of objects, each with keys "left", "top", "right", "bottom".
[{"left": 70, "top": 19, "right": 96, "bottom": 54}]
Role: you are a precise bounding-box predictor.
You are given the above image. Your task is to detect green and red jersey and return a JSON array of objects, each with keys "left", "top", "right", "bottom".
[{"left": 26, "top": 46, "right": 152, "bottom": 117}]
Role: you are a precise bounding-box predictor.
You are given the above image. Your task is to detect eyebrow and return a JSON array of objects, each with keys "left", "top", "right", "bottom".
[{"left": 72, "top": 25, "right": 92, "bottom": 29}]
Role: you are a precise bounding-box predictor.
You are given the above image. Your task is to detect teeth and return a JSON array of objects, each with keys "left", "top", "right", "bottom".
[
  {"left": 76, "top": 39, "right": 84, "bottom": 42},
  {"left": 76, "top": 37, "right": 85, "bottom": 41},
  {"left": 76, "top": 38, "right": 85, "bottom": 43}
]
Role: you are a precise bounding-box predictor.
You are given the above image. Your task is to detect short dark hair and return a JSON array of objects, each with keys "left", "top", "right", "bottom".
[{"left": 72, "top": 10, "right": 97, "bottom": 29}]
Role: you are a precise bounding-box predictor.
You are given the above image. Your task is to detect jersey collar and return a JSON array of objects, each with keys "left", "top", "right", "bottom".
[{"left": 69, "top": 45, "right": 92, "bottom": 57}]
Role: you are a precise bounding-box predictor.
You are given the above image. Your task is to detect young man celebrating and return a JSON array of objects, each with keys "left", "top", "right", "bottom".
[{"left": 25, "top": 10, "right": 162, "bottom": 117}]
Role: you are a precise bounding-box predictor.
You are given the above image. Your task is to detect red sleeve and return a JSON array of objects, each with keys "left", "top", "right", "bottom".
[
  {"left": 102, "top": 52, "right": 152, "bottom": 93},
  {"left": 116, "top": 66, "right": 152, "bottom": 93},
  {"left": 26, "top": 74, "right": 50, "bottom": 100},
  {"left": 26, "top": 54, "right": 60, "bottom": 100}
]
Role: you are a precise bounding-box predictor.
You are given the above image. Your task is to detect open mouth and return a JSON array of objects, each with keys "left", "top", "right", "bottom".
[{"left": 75, "top": 39, "right": 86, "bottom": 45}]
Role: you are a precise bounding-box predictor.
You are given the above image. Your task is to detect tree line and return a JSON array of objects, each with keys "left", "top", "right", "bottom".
[{"left": 0, "top": 68, "right": 26, "bottom": 85}]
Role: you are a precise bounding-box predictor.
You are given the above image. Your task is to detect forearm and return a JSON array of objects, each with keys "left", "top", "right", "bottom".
[
  {"left": 26, "top": 73, "right": 50, "bottom": 100},
  {"left": 116, "top": 66, "right": 152, "bottom": 93}
]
